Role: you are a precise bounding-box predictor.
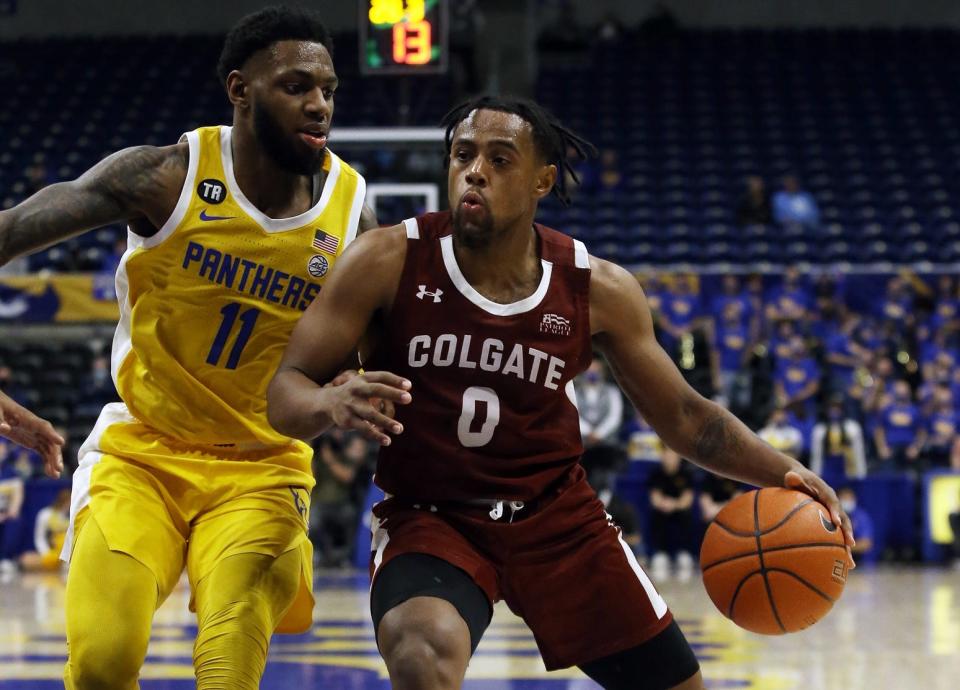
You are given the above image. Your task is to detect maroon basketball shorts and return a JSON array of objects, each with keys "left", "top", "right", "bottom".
[{"left": 369, "top": 466, "right": 674, "bottom": 670}]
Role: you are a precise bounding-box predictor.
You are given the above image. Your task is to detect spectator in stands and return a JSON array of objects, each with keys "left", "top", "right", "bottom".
[
  {"left": 757, "top": 407, "right": 804, "bottom": 461},
  {"left": 698, "top": 473, "right": 744, "bottom": 524},
  {"left": 838, "top": 486, "right": 876, "bottom": 565},
  {"left": 10, "top": 445, "right": 38, "bottom": 480},
  {"left": 735, "top": 175, "right": 772, "bottom": 226},
  {"left": 874, "top": 380, "right": 925, "bottom": 472},
  {"left": 0, "top": 442, "right": 24, "bottom": 575},
  {"left": 623, "top": 411, "right": 663, "bottom": 463},
  {"left": 774, "top": 335, "right": 820, "bottom": 415},
  {"left": 772, "top": 174, "right": 820, "bottom": 229},
  {"left": 878, "top": 275, "right": 916, "bottom": 331},
  {"left": 19, "top": 488, "right": 70, "bottom": 572},
  {"left": 310, "top": 432, "right": 372, "bottom": 568},
  {"left": 712, "top": 301, "right": 751, "bottom": 407},
  {"left": 575, "top": 357, "right": 623, "bottom": 447},
  {"left": 922, "top": 385, "right": 958, "bottom": 469},
  {"left": 810, "top": 397, "right": 867, "bottom": 489},
  {"left": 658, "top": 273, "right": 703, "bottom": 356},
  {"left": 824, "top": 303, "right": 864, "bottom": 396},
  {"left": 647, "top": 449, "right": 695, "bottom": 581},
  {"left": 769, "top": 318, "right": 798, "bottom": 363},
  {"left": 920, "top": 335, "right": 958, "bottom": 386},
  {"left": 766, "top": 267, "right": 811, "bottom": 323},
  {"left": 710, "top": 274, "right": 754, "bottom": 332}
]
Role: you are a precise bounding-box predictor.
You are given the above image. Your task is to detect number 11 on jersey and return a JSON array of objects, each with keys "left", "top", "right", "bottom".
[
  {"left": 457, "top": 386, "right": 500, "bottom": 447},
  {"left": 206, "top": 301, "right": 260, "bottom": 369}
]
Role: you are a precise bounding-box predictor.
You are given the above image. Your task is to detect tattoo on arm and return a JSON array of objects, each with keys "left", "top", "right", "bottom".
[
  {"left": 0, "top": 144, "right": 186, "bottom": 264},
  {"left": 694, "top": 411, "right": 745, "bottom": 463}
]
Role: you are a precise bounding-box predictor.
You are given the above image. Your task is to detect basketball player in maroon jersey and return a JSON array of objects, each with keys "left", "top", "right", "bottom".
[{"left": 267, "top": 96, "right": 855, "bottom": 690}]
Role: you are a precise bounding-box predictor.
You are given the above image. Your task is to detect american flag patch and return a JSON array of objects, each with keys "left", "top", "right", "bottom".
[{"left": 312, "top": 230, "right": 339, "bottom": 254}]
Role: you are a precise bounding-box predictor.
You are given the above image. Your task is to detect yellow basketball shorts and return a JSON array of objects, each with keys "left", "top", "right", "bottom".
[{"left": 63, "top": 403, "right": 316, "bottom": 633}]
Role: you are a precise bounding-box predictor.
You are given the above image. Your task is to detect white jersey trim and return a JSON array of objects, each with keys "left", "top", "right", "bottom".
[
  {"left": 137, "top": 130, "right": 200, "bottom": 251},
  {"left": 220, "top": 126, "right": 342, "bottom": 233},
  {"left": 613, "top": 516, "right": 668, "bottom": 619},
  {"left": 343, "top": 173, "right": 367, "bottom": 250},
  {"left": 370, "top": 513, "right": 391, "bottom": 579},
  {"left": 110, "top": 242, "right": 136, "bottom": 386},
  {"left": 440, "top": 234, "right": 553, "bottom": 316},
  {"left": 573, "top": 239, "right": 590, "bottom": 269},
  {"left": 403, "top": 217, "right": 420, "bottom": 239},
  {"left": 61, "top": 403, "right": 137, "bottom": 562}
]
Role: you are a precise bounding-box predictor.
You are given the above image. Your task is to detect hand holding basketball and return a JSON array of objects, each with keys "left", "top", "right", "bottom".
[{"left": 700, "top": 487, "right": 850, "bottom": 635}]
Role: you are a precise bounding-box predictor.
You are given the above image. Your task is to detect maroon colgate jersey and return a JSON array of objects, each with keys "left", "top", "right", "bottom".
[{"left": 366, "top": 211, "right": 593, "bottom": 502}]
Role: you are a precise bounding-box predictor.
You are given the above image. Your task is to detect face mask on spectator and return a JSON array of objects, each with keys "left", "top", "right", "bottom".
[{"left": 840, "top": 498, "right": 856, "bottom": 513}]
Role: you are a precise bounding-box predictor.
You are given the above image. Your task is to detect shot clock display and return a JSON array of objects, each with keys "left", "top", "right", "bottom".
[{"left": 360, "top": 0, "right": 448, "bottom": 75}]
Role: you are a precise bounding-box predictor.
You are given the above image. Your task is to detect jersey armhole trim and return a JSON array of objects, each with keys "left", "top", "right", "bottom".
[
  {"left": 403, "top": 217, "right": 420, "bottom": 239},
  {"left": 137, "top": 130, "right": 199, "bottom": 250},
  {"left": 343, "top": 173, "right": 367, "bottom": 250},
  {"left": 573, "top": 239, "right": 590, "bottom": 269}
]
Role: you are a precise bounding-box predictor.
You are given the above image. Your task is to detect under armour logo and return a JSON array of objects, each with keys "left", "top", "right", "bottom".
[{"left": 416, "top": 285, "right": 443, "bottom": 303}]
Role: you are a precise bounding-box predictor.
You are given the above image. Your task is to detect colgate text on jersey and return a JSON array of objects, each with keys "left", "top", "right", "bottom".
[{"left": 408, "top": 333, "right": 566, "bottom": 390}]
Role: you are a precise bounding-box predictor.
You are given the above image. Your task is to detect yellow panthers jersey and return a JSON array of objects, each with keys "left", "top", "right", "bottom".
[{"left": 111, "top": 125, "right": 366, "bottom": 450}]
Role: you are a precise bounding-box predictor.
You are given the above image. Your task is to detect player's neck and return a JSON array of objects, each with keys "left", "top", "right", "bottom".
[
  {"left": 230, "top": 125, "right": 316, "bottom": 218},
  {"left": 453, "top": 222, "right": 542, "bottom": 301}
]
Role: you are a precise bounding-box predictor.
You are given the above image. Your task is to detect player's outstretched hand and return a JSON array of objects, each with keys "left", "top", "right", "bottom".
[
  {"left": 324, "top": 371, "right": 411, "bottom": 445},
  {"left": 327, "top": 369, "right": 399, "bottom": 421},
  {"left": 784, "top": 469, "right": 856, "bottom": 568},
  {"left": 0, "top": 391, "right": 65, "bottom": 478}
]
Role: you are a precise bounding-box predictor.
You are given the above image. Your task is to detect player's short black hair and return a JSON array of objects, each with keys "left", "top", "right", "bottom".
[
  {"left": 217, "top": 5, "right": 334, "bottom": 86},
  {"left": 440, "top": 95, "right": 598, "bottom": 206}
]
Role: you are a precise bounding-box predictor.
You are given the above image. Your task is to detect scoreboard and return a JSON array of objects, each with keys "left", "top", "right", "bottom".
[{"left": 360, "top": 0, "right": 448, "bottom": 75}]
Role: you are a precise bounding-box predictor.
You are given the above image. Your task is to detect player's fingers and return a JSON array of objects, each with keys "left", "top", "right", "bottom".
[
  {"left": 352, "top": 404, "right": 403, "bottom": 435},
  {"left": 347, "top": 417, "right": 392, "bottom": 446},
  {"left": 43, "top": 448, "right": 63, "bottom": 479},
  {"left": 783, "top": 470, "right": 820, "bottom": 498},
  {"left": 358, "top": 371, "right": 412, "bottom": 390},
  {"left": 330, "top": 369, "right": 359, "bottom": 387},
  {"left": 357, "top": 383, "right": 412, "bottom": 405},
  {"left": 367, "top": 397, "right": 397, "bottom": 419}
]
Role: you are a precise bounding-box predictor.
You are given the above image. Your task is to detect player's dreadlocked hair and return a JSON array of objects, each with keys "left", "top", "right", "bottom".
[
  {"left": 441, "top": 96, "right": 598, "bottom": 206},
  {"left": 217, "top": 5, "right": 333, "bottom": 86}
]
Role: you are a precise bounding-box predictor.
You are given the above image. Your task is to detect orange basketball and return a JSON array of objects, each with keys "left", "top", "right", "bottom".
[{"left": 700, "top": 487, "right": 849, "bottom": 635}]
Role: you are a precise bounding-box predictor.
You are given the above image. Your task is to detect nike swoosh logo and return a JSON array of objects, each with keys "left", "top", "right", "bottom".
[
  {"left": 199, "top": 209, "right": 236, "bottom": 221},
  {"left": 819, "top": 510, "right": 838, "bottom": 533}
]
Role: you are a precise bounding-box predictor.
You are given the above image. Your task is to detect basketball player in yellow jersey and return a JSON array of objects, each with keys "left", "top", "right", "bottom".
[{"left": 0, "top": 6, "right": 412, "bottom": 688}]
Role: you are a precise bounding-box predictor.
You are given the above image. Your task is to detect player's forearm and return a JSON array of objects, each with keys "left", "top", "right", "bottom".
[
  {"left": 266, "top": 367, "right": 336, "bottom": 441},
  {"left": 670, "top": 396, "right": 803, "bottom": 488}
]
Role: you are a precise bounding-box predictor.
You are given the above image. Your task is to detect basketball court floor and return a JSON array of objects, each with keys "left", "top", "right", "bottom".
[{"left": 0, "top": 567, "right": 957, "bottom": 689}]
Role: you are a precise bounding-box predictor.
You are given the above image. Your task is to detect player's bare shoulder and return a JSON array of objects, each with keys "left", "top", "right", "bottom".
[
  {"left": 86, "top": 142, "right": 189, "bottom": 227},
  {"left": 331, "top": 222, "right": 409, "bottom": 308},
  {"left": 588, "top": 255, "right": 653, "bottom": 337}
]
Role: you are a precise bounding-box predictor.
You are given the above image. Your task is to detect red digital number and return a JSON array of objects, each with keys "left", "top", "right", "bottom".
[{"left": 392, "top": 20, "right": 432, "bottom": 65}]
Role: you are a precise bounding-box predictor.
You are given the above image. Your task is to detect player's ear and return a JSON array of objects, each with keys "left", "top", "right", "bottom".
[
  {"left": 534, "top": 163, "right": 558, "bottom": 200},
  {"left": 225, "top": 70, "right": 249, "bottom": 109}
]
